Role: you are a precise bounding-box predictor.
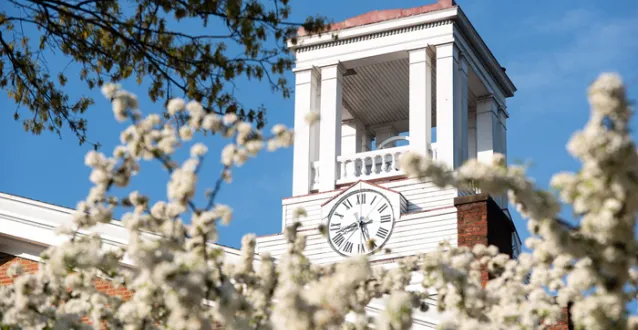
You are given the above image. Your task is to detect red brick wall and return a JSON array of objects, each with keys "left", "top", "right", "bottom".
[
  {"left": 454, "top": 193, "right": 513, "bottom": 257},
  {"left": 455, "top": 195, "right": 489, "bottom": 248},
  {"left": 454, "top": 194, "right": 572, "bottom": 330},
  {"left": 455, "top": 195, "right": 490, "bottom": 285},
  {"left": 548, "top": 306, "right": 573, "bottom": 330},
  {"left": 0, "top": 252, "right": 40, "bottom": 286},
  {"left": 0, "top": 252, "right": 227, "bottom": 328},
  {"left": 0, "top": 252, "right": 132, "bottom": 300}
]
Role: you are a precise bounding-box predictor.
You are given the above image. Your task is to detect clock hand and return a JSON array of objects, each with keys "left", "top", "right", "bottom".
[
  {"left": 344, "top": 225, "right": 358, "bottom": 243},
  {"left": 359, "top": 189, "right": 363, "bottom": 225},
  {"left": 362, "top": 225, "right": 370, "bottom": 242},
  {"left": 363, "top": 197, "right": 383, "bottom": 222},
  {"left": 338, "top": 222, "right": 358, "bottom": 234}
]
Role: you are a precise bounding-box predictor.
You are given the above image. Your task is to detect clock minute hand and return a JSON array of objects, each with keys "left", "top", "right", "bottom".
[
  {"left": 360, "top": 224, "right": 370, "bottom": 241},
  {"left": 363, "top": 197, "right": 384, "bottom": 222}
]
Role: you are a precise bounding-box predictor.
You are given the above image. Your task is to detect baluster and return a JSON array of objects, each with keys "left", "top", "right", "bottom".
[
  {"left": 382, "top": 154, "right": 388, "bottom": 173},
  {"left": 313, "top": 163, "right": 317, "bottom": 185},
  {"left": 340, "top": 160, "right": 346, "bottom": 181},
  {"left": 390, "top": 152, "right": 397, "bottom": 172},
  {"left": 364, "top": 156, "right": 371, "bottom": 177},
  {"left": 346, "top": 160, "right": 355, "bottom": 179},
  {"left": 360, "top": 157, "right": 368, "bottom": 178},
  {"left": 388, "top": 152, "right": 393, "bottom": 172}
]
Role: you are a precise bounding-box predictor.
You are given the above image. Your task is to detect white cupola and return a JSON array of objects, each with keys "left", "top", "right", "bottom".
[{"left": 289, "top": 0, "right": 515, "bottom": 199}]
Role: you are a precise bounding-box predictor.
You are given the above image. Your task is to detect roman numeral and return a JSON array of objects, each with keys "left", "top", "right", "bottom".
[
  {"left": 378, "top": 204, "right": 388, "bottom": 213},
  {"left": 343, "top": 241, "right": 353, "bottom": 253},
  {"left": 369, "top": 196, "right": 377, "bottom": 205},
  {"left": 334, "top": 213, "right": 344, "bottom": 219},
  {"left": 343, "top": 199, "right": 353, "bottom": 210},
  {"left": 357, "top": 244, "right": 365, "bottom": 254},
  {"left": 332, "top": 233, "right": 345, "bottom": 247},
  {"left": 380, "top": 215, "right": 392, "bottom": 223},
  {"left": 330, "top": 223, "right": 341, "bottom": 231},
  {"left": 356, "top": 194, "right": 366, "bottom": 205},
  {"left": 376, "top": 227, "right": 389, "bottom": 240}
]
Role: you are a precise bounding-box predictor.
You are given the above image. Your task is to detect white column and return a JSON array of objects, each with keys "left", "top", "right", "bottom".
[
  {"left": 291, "top": 68, "right": 320, "bottom": 196},
  {"left": 319, "top": 63, "right": 345, "bottom": 192},
  {"left": 458, "top": 55, "right": 469, "bottom": 164},
  {"left": 375, "top": 125, "right": 397, "bottom": 149},
  {"left": 497, "top": 107, "right": 508, "bottom": 208},
  {"left": 476, "top": 95, "right": 499, "bottom": 165},
  {"left": 498, "top": 107, "right": 508, "bottom": 161},
  {"left": 435, "top": 43, "right": 461, "bottom": 169},
  {"left": 477, "top": 97, "right": 508, "bottom": 207},
  {"left": 468, "top": 107, "right": 477, "bottom": 159},
  {"left": 341, "top": 119, "right": 365, "bottom": 155},
  {"left": 360, "top": 132, "right": 372, "bottom": 152},
  {"left": 409, "top": 48, "right": 433, "bottom": 157}
]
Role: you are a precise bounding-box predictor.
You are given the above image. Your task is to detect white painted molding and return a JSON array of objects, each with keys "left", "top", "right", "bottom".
[
  {"left": 0, "top": 193, "right": 243, "bottom": 267},
  {"left": 289, "top": 7, "right": 458, "bottom": 49},
  {"left": 296, "top": 20, "right": 453, "bottom": 54}
]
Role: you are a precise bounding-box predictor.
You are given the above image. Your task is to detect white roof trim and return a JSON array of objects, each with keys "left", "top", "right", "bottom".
[
  {"left": 0, "top": 192, "right": 243, "bottom": 266},
  {"left": 288, "top": 7, "right": 458, "bottom": 49}
]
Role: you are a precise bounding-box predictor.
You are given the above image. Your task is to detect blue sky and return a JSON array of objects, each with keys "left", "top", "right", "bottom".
[{"left": 1, "top": 0, "right": 637, "bottom": 249}]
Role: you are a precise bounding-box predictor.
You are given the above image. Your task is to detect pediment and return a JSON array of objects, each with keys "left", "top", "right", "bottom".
[{"left": 320, "top": 180, "right": 406, "bottom": 219}]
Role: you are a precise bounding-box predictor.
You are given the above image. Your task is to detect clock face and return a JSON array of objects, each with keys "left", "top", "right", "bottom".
[{"left": 326, "top": 189, "right": 395, "bottom": 256}]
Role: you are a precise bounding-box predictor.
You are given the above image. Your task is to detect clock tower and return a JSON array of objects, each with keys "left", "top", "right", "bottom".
[{"left": 255, "top": 0, "right": 521, "bottom": 326}]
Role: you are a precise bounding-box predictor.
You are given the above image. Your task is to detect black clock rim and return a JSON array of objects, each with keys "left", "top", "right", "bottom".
[{"left": 326, "top": 188, "right": 396, "bottom": 257}]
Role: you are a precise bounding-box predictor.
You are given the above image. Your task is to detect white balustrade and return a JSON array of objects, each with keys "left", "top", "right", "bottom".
[
  {"left": 309, "top": 143, "right": 438, "bottom": 188},
  {"left": 336, "top": 146, "right": 408, "bottom": 184}
]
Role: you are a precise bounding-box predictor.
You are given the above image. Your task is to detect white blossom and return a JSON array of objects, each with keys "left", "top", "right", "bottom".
[
  {"left": 223, "top": 113, "right": 238, "bottom": 125},
  {"left": 304, "top": 111, "right": 320, "bottom": 126},
  {"left": 179, "top": 125, "right": 194, "bottom": 141},
  {"left": 190, "top": 143, "right": 208, "bottom": 158},
  {"left": 202, "top": 114, "right": 223, "bottom": 132},
  {"left": 101, "top": 82, "right": 120, "bottom": 99},
  {"left": 215, "top": 204, "right": 233, "bottom": 225},
  {"left": 167, "top": 98, "right": 186, "bottom": 115},
  {"left": 2, "top": 73, "right": 635, "bottom": 330}
]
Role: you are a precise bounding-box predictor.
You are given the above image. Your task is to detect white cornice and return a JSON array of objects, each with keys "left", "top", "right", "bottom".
[
  {"left": 0, "top": 192, "right": 243, "bottom": 265},
  {"left": 288, "top": 7, "right": 459, "bottom": 50},
  {"left": 295, "top": 20, "right": 454, "bottom": 54}
]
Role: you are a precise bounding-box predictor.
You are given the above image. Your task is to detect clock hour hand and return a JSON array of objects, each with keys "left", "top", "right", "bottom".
[{"left": 338, "top": 222, "right": 358, "bottom": 234}]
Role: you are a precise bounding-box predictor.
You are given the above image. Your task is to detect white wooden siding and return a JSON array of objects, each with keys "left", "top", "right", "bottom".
[{"left": 256, "top": 179, "right": 459, "bottom": 264}]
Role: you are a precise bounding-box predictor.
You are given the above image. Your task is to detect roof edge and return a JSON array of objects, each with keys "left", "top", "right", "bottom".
[
  {"left": 297, "top": 0, "right": 456, "bottom": 37},
  {"left": 454, "top": 8, "right": 517, "bottom": 97}
]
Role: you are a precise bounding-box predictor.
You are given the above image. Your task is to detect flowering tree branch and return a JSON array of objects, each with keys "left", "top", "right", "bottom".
[
  {"left": 0, "top": 73, "right": 636, "bottom": 330},
  {"left": 0, "top": 0, "right": 328, "bottom": 147}
]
